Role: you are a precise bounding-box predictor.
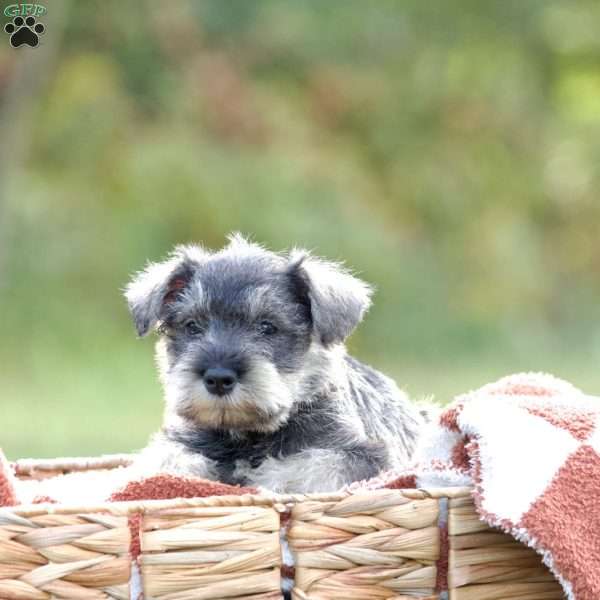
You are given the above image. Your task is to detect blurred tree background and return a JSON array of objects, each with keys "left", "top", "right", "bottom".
[{"left": 1, "top": 0, "right": 600, "bottom": 459}]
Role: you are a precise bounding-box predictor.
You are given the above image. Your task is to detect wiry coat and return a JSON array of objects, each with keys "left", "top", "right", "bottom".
[{"left": 126, "top": 235, "right": 424, "bottom": 493}]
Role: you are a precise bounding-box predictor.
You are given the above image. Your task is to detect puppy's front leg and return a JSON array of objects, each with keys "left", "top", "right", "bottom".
[
  {"left": 238, "top": 444, "right": 389, "bottom": 493},
  {"left": 134, "top": 432, "right": 218, "bottom": 480}
]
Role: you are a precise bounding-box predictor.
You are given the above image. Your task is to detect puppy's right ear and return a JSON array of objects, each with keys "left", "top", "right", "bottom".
[
  {"left": 124, "top": 245, "right": 207, "bottom": 337},
  {"left": 287, "top": 250, "right": 373, "bottom": 346}
]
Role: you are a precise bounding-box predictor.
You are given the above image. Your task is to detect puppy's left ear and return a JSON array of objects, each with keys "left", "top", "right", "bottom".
[
  {"left": 288, "top": 251, "right": 373, "bottom": 346},
  {"left": 125, "top": 245, "right": 207, "bottom": 337}
]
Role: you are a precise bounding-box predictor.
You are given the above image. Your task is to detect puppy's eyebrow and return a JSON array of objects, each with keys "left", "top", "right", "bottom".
[
  {"left": 244, "top": 284, "right": 273, "bottom": 320},
  {"left": 177, "top": 279, "right": 208, "bottom": 313}
]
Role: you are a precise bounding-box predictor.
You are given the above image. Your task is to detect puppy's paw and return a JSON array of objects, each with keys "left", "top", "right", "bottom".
[
  {"left": 236, "top": 450, "right": 351, "bottom": 494},
  {"left": 135, "top": 433, "right": 217, "bottom": 480}
]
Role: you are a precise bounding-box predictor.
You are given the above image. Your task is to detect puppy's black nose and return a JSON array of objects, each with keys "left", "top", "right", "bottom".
[{"left": 203, "top": 367, "right": 238, "bottom": 396}]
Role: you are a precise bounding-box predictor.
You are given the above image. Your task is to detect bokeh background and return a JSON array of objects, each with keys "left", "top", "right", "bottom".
[{"left": 2, "top": 1, "right": 600, "bottom": 459}]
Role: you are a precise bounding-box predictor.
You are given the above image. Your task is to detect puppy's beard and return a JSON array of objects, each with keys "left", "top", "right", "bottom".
[{"left": 165, "top": 358, "right": 295, "bottom": 432}]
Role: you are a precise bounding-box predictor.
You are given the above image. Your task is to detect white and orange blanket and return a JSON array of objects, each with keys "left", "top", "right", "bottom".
[
  {"left": 412, "top": 372, "right": 600, "bottom": 600},
  {"left": 1, "top": 372, "right": 600, "bottom": 598}
]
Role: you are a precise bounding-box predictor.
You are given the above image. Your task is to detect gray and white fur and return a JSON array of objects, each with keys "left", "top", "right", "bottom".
[{"left": 126, "top": 234, "right": 424, "bottom": 493}]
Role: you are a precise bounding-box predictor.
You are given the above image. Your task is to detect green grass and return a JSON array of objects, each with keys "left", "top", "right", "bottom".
[{"left": 1, "top": 343, "right": 162, "bottom": 460}]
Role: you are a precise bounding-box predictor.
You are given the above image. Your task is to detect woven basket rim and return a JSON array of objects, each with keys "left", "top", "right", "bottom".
[
  {"left": 6, "top": 453, "right": 472, "bottom": 516},
  {"left": 12, "top": 453, "right": 135, "bottom": 475},
  {"left": 1, "top": 486, "right": 473, "bottom": 517}
]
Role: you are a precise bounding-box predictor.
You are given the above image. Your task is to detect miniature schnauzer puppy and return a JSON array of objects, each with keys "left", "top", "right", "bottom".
[{"left": 126, "top": 234, "right": 424, "bottom": 493}]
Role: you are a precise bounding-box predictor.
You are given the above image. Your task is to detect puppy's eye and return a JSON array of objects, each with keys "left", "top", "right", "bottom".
[
  {"left": 184, "top": 320, "right": 204, "bottom": 336},
  {"left": 258, "top": 320, "right": 278, "bottom": 335}
]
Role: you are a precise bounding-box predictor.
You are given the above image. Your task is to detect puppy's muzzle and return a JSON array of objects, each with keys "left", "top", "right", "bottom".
[{"left": 202, "top": 367, "right": 238, "bottom": 396}]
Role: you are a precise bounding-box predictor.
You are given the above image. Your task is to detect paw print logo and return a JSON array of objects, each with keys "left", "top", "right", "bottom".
[{"left": 4, "top": 16, "right": 45, "bottom": 48}]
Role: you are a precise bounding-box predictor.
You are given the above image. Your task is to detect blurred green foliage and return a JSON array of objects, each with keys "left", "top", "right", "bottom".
[{"left": 1, "top": 1, "right": 600, "bottom": 459}]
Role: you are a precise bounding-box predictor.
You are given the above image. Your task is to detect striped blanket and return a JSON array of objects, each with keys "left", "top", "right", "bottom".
[{"left": 414, "top": 372, "right": 600, "bottom": 600}]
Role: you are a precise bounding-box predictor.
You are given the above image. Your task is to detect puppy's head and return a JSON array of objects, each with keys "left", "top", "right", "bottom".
[{"left": 125, "top": 234, "right": 372, "bottom": 432}]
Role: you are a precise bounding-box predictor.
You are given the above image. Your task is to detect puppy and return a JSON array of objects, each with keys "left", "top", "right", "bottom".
[{"left": 127, "top": 234, "right": 424, "bottom": 493}]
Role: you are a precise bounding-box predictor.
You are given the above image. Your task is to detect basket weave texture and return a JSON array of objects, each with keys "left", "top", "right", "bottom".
[
  {"left": 0, "top": 510, "right": 131, "bottom": 599},
  {"left": 289, "top": 490, "right": 440, "bottom": 599},
  {"left": 140, "top": 505, "right": 282, "bottom": 600},
  {"left": 447, "top": 496, "right": 564, "bottom": 600},
  {"left": 0, "top": 455, "right": 564, "bottom": 600}
]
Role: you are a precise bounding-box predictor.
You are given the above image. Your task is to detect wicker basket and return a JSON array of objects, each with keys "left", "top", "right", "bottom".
[
  {"left": 447, "top": 496, "right": 564, "bottom": 600},
  {"left": 0, "top": 455, "right": 564, "bottom": 600}
]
